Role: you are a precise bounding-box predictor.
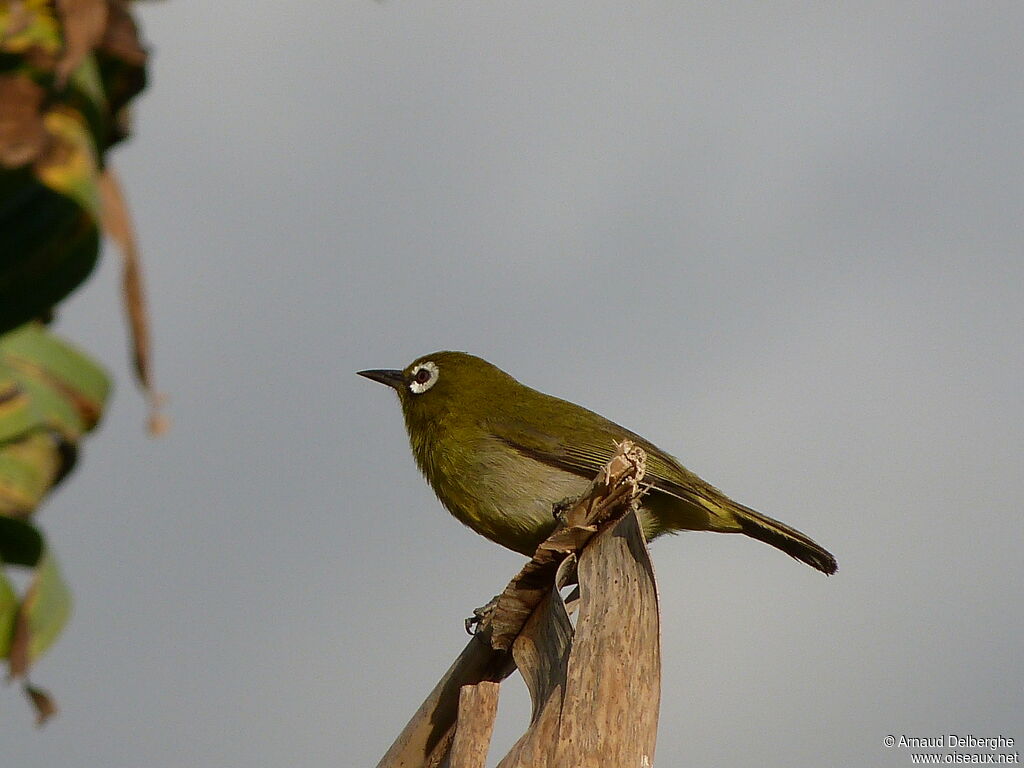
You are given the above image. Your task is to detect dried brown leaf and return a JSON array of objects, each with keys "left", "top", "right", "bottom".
[
  {"left": 485, "top": 441, "right": 646, "bottom": 651},
  {"left": 53, "top": 0, "right": 108, "bottom": 86},
  {"left": 448, "top": 682, "right": 500, "bottom": 768},
  {"left": 24, "top": 682, "right": 59, "bottom": 726},
  {"left": 7, "top": 593, "right": 31, "bottom": 679},
  {"left": 97, "top": 2, "right": 146, "bottom": 66},
  {"left": 98, "top": 165, "right": 168, "bottom": 435},
  {"left": 2, "top": 1, "right": 33, "bottom": 40},
  {"left": 96, "top": 2, "right": 148, "bottom": 145},
  {"left": 376, "top": 443, "right": 654, "bottom": 768},
  {"left": 0, "top": 75, "right": 48, "bottom": 168},
  {"left": 497, "top": 510, "right": 660, "bottom": 768}
]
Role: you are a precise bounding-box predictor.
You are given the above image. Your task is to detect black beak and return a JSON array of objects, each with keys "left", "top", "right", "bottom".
[{"left": 357, "top": 369, "right": 405, "bottom": 390}]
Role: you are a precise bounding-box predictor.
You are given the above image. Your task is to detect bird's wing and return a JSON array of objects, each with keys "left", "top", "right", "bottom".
[
  {"left": 486, "top": 416, "right": 720, "bottom": 508},
  {"left": 486, "top": 411, "right": 838, "bottom": 574}
]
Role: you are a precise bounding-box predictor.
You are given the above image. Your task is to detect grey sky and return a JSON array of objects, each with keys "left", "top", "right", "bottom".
[{"left": 3, "top": 2, "right": 1022, "bottom": 766}]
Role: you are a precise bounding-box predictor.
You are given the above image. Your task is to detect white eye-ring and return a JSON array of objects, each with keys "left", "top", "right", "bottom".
[{"left": 409, "top": 361, "right": 439, "bottom": 394}]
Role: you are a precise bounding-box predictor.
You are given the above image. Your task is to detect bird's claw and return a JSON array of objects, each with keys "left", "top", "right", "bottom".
[
  {"left": 464, "top": 594, "right": 500, "bottom": 635},
  {"left": 551, "top": 494, "right": 582, "bottom": 526}
]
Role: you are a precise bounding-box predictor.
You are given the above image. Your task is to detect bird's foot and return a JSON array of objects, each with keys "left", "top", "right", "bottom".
[{"left": 464, "top": 594, "right": 500, "bottom": 635}]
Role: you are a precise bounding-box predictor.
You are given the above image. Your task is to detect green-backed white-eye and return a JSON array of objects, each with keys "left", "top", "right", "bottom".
[{"left": 359, "top": 352, "right": 836, "bottom": 574}]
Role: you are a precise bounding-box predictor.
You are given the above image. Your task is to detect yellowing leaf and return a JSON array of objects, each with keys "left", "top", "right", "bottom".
[
  {"left": 0, "top": 0, "right": 62, "bottom": 57},
  {"left": 0, "top": 432, "right": 64, "bottom": 517},
  {"left": 8, "top": 550, "right": 72, "bottom": 676},
  {"left": 35, "top": 107, "right": 101, "bottom": 218}
]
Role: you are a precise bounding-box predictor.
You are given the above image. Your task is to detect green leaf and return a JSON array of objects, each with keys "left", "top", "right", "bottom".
[
  {"left": 1, "top": 1, "right": 149, "bottom": 333},
  {"left": 18, "top": 550, "right": 72, "bottom": 665},
  {"left": 0, "top": 516, "right": 44, "bottom": 567},
  {"left": 0, "top": 322, "right": 111, "bottom": 428},
  {"left": 0, "top": 169, "right": 100, "bottom": 334},
  {"left": 0, "top": 71, "right": 103, "bottom": 332},
  {"left": 0, "top": 372, "right": 36, "bottom": 443},
  {"left": 6, "top": 366, "right": 85, "bottom": 442},
  {"left": 0, "top": 568, "right": 17, "bottom": 658},
  {"left": 0, "top": 323, "right": 109, "bottom": 517}
]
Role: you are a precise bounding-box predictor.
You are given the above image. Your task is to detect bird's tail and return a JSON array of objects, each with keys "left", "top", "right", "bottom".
[{"left": 731, "top": 503, "right": 837, "bottom": 575}]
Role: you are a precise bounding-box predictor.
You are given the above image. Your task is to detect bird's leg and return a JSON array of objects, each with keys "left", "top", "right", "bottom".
[
  {"left": 551, "top": 494, "right": 582, "bottom": 527},
  {"left": 464, "top": 593, "right": 501, "bottom": 635}
]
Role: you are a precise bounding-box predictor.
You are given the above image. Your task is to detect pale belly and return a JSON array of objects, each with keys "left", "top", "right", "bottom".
[{"left": 445, "top": 453, "right": 589, "bottom": 555}]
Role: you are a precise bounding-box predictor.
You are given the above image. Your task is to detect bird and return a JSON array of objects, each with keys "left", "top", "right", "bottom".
[{"left": 359, "top": 351, "right": 837, "bottom": 575}]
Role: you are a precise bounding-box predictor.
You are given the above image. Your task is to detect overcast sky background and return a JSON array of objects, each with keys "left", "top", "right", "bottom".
[{"left": 4, "top": 3, "right": 1023, "bottom": 766}]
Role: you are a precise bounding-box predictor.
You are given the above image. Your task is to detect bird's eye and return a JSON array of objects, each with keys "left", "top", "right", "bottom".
[{"left": 409, "top": 361, "right": 439, "bottom": 394}]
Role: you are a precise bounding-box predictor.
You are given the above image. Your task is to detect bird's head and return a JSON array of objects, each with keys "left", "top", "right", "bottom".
[{"left": 358, "top": 351, "right": 517, "bottom": 429}]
